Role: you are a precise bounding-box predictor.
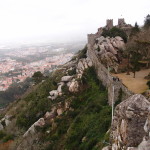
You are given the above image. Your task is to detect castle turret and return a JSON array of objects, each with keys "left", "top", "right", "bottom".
[
  {"left": 118, "top": 18, "right": 126, "bottom": 27},
  {"left": 106, "top": 19, "right": 113, "bottom": 30}
]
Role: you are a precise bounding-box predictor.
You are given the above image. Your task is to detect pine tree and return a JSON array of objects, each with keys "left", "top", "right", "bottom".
[
  {"left": 130, "top": 22, "right": 140, "bottom": 37},
  {"left": 144, "top": 14, "right": 150, "bottom": 29}
]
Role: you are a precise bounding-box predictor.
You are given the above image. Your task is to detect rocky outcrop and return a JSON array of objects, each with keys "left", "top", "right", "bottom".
[
  {"left": 61, "top": 76, "right": 73, "bottom": 82},
  {"left": 48, "top": 56, "right": 92, "bottom": 100},
  {"left": 145, "top": 90, "right": 150, "bottom": 100},
  {"left": 23, "top": 118, "right": 45, "bottom": 138},
  {"left": 76, "top": 57, "right": 92, "bottom": 78},
  {"left": 111, "top": 94, "right": 150, "bottom": 150},
  {"left": 69, "top": 79, "right": 79, "bottom": 93},
  {"left": 48, "top": 90, "right": 59, "bottom": 100},
  {"left": 94, "top": 36, "right": 125, "bottom": 72},
  {"left": 57, "top": 82, "right": 65, "bottom": 93},
  {"left": 0, "top": 114, "right": 12, "bottom": 130},
  {"left": 102, "top": 146, "right": 112, "bottom": 150},
  {"left": 0, "top": 123, "right": 3, "bottom": 130},
  {"left": 87, "top": 43, "right": 131, "bottom": 105},
  {"left": 44, "top": 107, "right": 57, "bottom": 121}
]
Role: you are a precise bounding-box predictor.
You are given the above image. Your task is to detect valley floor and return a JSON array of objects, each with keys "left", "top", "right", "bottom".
[{"left": 112, "top": 69, "right": 150, "bottom": 94}]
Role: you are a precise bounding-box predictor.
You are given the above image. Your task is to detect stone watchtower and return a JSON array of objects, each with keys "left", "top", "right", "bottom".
[
  {"left": 106, "top": 19, "right": 113, "bottom": 30},
  {"left": 118, "top": 18, "right": 125, "bottom": 27}
]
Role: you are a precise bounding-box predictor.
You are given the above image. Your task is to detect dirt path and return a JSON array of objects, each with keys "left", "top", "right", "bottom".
[{"left": 112, "top": 69, "right": 150, "bottom": 94}]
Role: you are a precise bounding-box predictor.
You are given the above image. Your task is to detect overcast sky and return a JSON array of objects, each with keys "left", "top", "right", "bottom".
[{"left": 0, "top": 0, "right": 149, "bottom": 44}]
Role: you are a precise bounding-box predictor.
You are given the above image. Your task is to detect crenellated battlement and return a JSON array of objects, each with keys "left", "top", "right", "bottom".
[
  {"left": 87, "top": 18, "right": 132, "bottom": 44},
  {"left": 106, "top": 19, "right": 113, "bottom": 30},
  {"left": 118, "top": 18, "right": 125, "bottom": 27}
]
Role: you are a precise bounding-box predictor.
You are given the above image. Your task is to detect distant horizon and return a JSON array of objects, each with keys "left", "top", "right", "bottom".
[{"left": 0, "top": 0, "right": 149, "bottom": 46}]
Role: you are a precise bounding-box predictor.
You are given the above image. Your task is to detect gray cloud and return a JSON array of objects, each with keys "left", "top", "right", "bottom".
[{"left": 0, "top": 0, "right": 149, "bottom": 44}]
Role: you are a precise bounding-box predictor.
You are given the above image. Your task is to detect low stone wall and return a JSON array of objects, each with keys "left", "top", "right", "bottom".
[{"left": 87, "top": 44, "right": 132, "bottom": 104}]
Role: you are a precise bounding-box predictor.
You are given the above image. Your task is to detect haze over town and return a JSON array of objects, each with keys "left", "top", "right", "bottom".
[{"left": 0, "top": 0, "right": 149, "bottom": 45}]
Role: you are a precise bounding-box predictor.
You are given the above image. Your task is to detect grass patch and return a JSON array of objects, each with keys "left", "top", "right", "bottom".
[{"left": 44, "top": 67, "right": 111, "bottom": 150}]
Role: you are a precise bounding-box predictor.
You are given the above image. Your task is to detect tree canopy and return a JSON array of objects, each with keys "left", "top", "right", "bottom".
[
  {"left": 102, "top": 27, "right": 127, "bottom": 42},
  {"left": 144, "top": 14, "right": 150, "bottom": 29},
  {"left": 32, "top": 71, "right": 44, "bottom": 84}
]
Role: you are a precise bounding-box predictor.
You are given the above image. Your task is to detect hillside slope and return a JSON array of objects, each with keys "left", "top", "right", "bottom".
[{"left": 0, "top": 47, "right": 112, "bottom": 150}]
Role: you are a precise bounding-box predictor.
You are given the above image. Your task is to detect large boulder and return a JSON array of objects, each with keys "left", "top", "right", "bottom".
[
  {"left": 77, "top": 60, "right": 85, "bottom": 73},
  {"left": 0, "top": 123, "right": 3, "bottom": 130},
  {"left": 115, "top": 36, "right": 124, "bottom": 41},
  {"left": 44, "top": 107, "right": 57, "bottom": 120},
  {"left": 99, "top": 44, "right": 106, "bottom": 52},
  {"left": 76, "top": 58, "right": 92, "bottom": 77},
  {"left": 86, "top": 57, "right": 92, "bottom": 67},
  {"left": 69, "top": 80, "right": 79, "bottom": 93},
  {"left": 137, "top": 139, "right": 150, "bottom": 150},
  {"left": 134, "top": 112, "right": 150, "bottom": 150},
  {"left": 57, "top": 82, "right": 65, "bottom": 93},
  {"left": 114, "top": 36, "right": 125, "bottom": 50},
  {"left": 97, "top": 36, "right": 105, "bottom": 44},
  {"left": 107, "top": 43, "right": 117, "bottom": 55},
  {"left": 61, "top": 76, "right": 73, "bottom": 82},
  {"left": 127, "top": 148, "right": 138, "bottom": 150},
  {"left": 102, "top": 146, "right": 112, "bottom": 150},
  {"left": 48, "top": 90, "right": 59, "bottom": 100},
  {"left": 112, "top": 41, "right": 118, "bottom": 48},
  {"left": 111, "top": 94, "right": 150, "bottom": 149},
  {"left": 23, "top": 118, "right": 45, "bottom": 137},
  {"left": 0, "top": 115, "right": 12, "bottom": 129},
  {"left": 57, "top": 108, "right": 64, "bottom": 116},
  {"left": 94, "top": 36, "right": 124, "bottom": 72}
]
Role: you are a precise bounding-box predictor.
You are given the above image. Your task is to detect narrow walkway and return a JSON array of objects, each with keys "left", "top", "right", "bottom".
[{"left": 112, "top": 69, "right": 150, "bottom": 94}]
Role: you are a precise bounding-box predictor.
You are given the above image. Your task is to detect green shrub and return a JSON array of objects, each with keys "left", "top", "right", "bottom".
[
  {"left": 68, "top": 68, "right": 76, "bottom": 76},
  {"left": 64, "top": 67, "right": 111, "bottom": 150},
  {"left": 102, "top": 27, "right": 127, "bottom": 43},
  {"left": 0, "top": 131, "right": 6, "bottom": 140},
  {"left": 32, "top": 71, "right": 44, "bottom": 84},
  {"left": 147, "top": 81, "right": 150, "bottom": 89},
  {"left": 77, "top": 45, "right": 87, "bottom": 59},
  {"left": 144, "top": 14, "right": 150, "bottom": 29},
  {"left": 16, "top": 75, "right": 58, "bottom": 129},
  {"left": 16, "top": 113, "right": 28, "bottom": 128},
  {"left": 2, "top": 134, "right": 14, "bottom": 143}
]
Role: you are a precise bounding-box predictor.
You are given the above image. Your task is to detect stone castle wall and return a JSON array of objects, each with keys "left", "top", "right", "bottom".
[
  {"left": 106, "top": 19, "right": 113, "bottom": 30},
  {"left": 87, "top": 18, "right": 132, "bottom": 104},
  {"left": 118, "top": 18, "right": 125, "bottom": 27},
  {"left": 87, "top": 43, "right": 132, "bottom": 104},
  {"left": 88, "top": 18, "right": 132, "bottom": 46}
]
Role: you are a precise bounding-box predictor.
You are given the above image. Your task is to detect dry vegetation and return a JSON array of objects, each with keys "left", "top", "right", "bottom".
[{"left": 112, "top": 69, "right": 150, "bottom": 93}]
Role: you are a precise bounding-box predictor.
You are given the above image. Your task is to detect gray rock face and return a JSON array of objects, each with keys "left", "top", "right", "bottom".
[
  {"left": 61, "top": 76, "right": 73, "bottom": 82},
  {"left": 97, "top": 36, "right": 105, "bottom": 44},
  {"left": 0, "top": 123, "right": 3, "bottom": 130},
  {"left": 0, "top": 114, "right": 12, "bottom": 130},
  {"left": 127, "top": 147, "right": 138, "bottom": 150},
  {"left": 57, "top": 82, "right": 65, "bottom": 93},
  {"left": 111, "top": 94, "right": 150, "bottom": 149},
  {"left": 57, "top": 108, "right": 64, "bottom": 116},
  {"left": 48, "top": 90, "right": 59, "bottom": 100},
  {"left": 138, "top": 139, "right": 150, "bottom": 150},
  {"left": 69, "top": 80, "right": 79, "bottom": 93},
  {"left": 44, "top": 107, "right": 57, "bottom": 120},
  {"left": 134, "top": 110, "right": 150, "bottom": 150},
  {"left": 102, "top": 146, "right": 112, "bottom": 150},
  {"left": 23, "top": 118, "right": 45, "bottom": 137},
  {"left": 76, "top": 57, "right": 92, "bottom": 78},
  {"left": 93, "top": 36, "right": 125, "bottom": 73}
]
